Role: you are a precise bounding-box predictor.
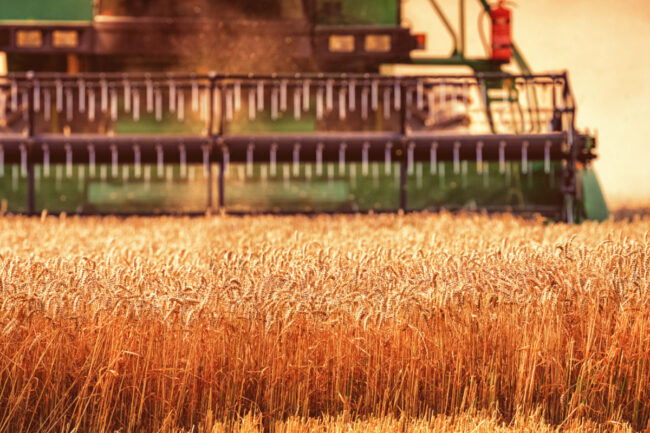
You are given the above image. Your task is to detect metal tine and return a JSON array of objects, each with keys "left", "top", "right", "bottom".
[
  {"left": 248, "top": 88, "right": 256, "bottom": 120},
  {"left": 293, "top": 143, "right": 300, "bottom": 177},
  {"left": 327, "top": 163, "right": 334, "bottom": 183},
  {"left": 41, "top": 144, "right": 50, "bottom": 177},
  {"left": 202, "top": 145, "right": 210, "bottom": 176},
  {"left": 371, "top": 79, "right": 378, "bottom": 111},
  {"left": 325, "top": 79, "right": 334, "bottom": 112},
  {"left": 544, "top": 140, "right": 552, "bottom": 174},
  {"left": 22, "top": 91, "right": 28, "bottom": 121},
  {"left": 200, "top": 88, "right": 209, "bottom": 122},
  {"left": 155, "top": 87, "right": 163, "bottom": 121},
  {"left": 9, "top": 165, "right": 16, "bottom": 191},
  {"left": 10, "top": 79, "right": 18, "bottom": 112},
  {"left": 260, "top": 164, "right": 268, "bottom": 185},
  {"left": 233, "top": 81, "right": 241, "bottom": 113},
  {"left": 124, "top": 78, "right": 132, "bottom": 113},
  {"left": 348, "top": 80, "right": 356, "bottom": 112},
  {"left": 257, "top": 81, "right": 264, "bottom": 111},
  {"left": 110, "top": 89, "right": 118, "bottom": 121},
  {"left": 383, "top": 87, "right": 391, "bottom": 120},
  {"left": 133, "top": 88, "right": 141, "bottom": 121},
  {"left": 416, "top": 162, "right": 423, "bottom": 190},
  {"left": 179, "top": 144, "right": 187, "bottom": 178},
  {"left": 100, "top": 165, "right": 107, "bottom": 182},
  {"left": 177, "top": 89, "right": 184, "bottom": 122},
  {"left": 483, "top": 161, "right": 490, "bottom": 188},
  {"left": 0, "top": 145, "right": 4, "bottom": 177},
  {"left": 156, "top": 144, "right": 164, "bottom": 177},
  {"left": 476, "top": 141, "right": 484, "bottom": 173},
  {"left": 122, "top": 164, "right": 129, "bottom": 184},
  {"left": 316, "top": 142, "right": 323, "bottom": 176},
  {"left": 134, "top": 144, "right": 142, "bottom": 178},
  {"left": 246, "top": 143, "right": 254, "bottom": 177},
  {"left": 338, "top": 87, "right": 346, "bottom": 120},
  {"left": 305, "top": 162, "right": 312, "bottom": 181},
  {"left": 77, "top": 165, "right": 84, "bottom": 192},
  {"left": 506, "top": 161, "right": 512, "bottom": 186},
  {"left": 111, "top": 144, "right": 118, "bottom": 178},
  {"left": 144, "top": 165, "right": 152, "bottom": 190},
  {"left": 362, "top": 142, "right": 369, "bottom": 176},
  {"left": 65, "top": 88, "right": 73, "bottom": 122},
  {"left": 169, "top": 79, "right": 177, "bottom": 113},
  {"left": 225, "top": 88, "right": 233, "bottom": 121},
  {"left": 88, "top": 89, "right": 96, "bottom": 122},
  {"left": 316, "top": 87, "right": 324, "bottom": 120},
  {"left": 430, "top": 142, "right": 437, "bottom": 174},
  {"left": 394, "top": 80, "right": 401, "bottom": 111},
  {"left": 88, "top": 144, "right": 95, "bottom": 177},
  {"left": 361, "top": 86, "right": 369, "bottom": 120},
  {"left": 280, "top": 79, "right": 288, "bottom": 112},
  {"left": 65, "top": 144, "right": 73, "bottom": 178},
  {"left": 407, "top": 142, "right": 415, "bottom": 175},
  {"left": 405, "top": 89, "right": 412, "bottom": 120},
  {"left": 385, "top": 142, "right": 392, "bottom": 175},
  {"left": 293, "top": 88, "right": 301, "bottom": 120},
  {"left": 499, "top": 140, "right": 506, "bottom": 173},
  {"left": 21, "top": 90, "right": 29, "bottom": 122},
  {"left": 55, "top": 79, "right": 63, "bottom": 113},
  {"left": 43, "top": 88, "right": 52, "bottom": 121},
  {"left": 338, "top": 142, "right": 346, "bottom": 175},
  {"left": 521, "top": 141, "right": 529, "bottom": 174},
  {"left": 428, "top": 85, "right": 436, "bottom": 119},
  {"left": 237, "top": 164, "right": 245, "bottom": 181},
  {"left": 77, "top": 79, "right": 85, "bottom": 113},
  {"left": 0, "top": 91, "right": 5, "bottom": 124},
  {"left": 438, "top": 161, "right": 445, "bottom": 188},
  {"left": 417, "top": 80, "right": 424, "bottom": 110},
  {"left": 349, "top": 163, "right": 356, "bottom": 188},
  {"left": 100, "top": 78, "right": 108, "bottom": 113},
  {"left": 213, "top": 87, "right": 221, "bottom": 125},
  {"left": 33, "top": 80, "right": 40, "bottom": 113},
  {"left": 453, "top": 141, "right": 460, "bottom": 174},
  {"left": 146, "top": 76, "right": 154, "bottom": 113},
  {"left": 302, "top": 79, "right": 310, "bottom": 111},
  {"left": 54, "top": 165, "right": 62, "bottom": 191},
  {"left": 271, "top": 87, "right": 279, "bottom": 120},
  {"left": 191, "top": 79, "right": 199, "bottom": 113},
  {"left": 462, "top": 160, "right": 468, "bottom": 188},
  {"left": 270, "top": 143, "right": 277, "bottom": 177},
  {"left": 19, "top": 144, "right": 27, "bottom": 177},
  {"left": 282, "top": 163, "right": 289, "bottom": 187}
]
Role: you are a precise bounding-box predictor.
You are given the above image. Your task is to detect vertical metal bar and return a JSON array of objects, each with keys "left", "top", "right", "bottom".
[
  {"left": 399, "top": 79, "right": 408, "bottom": 211},
  {"left": 26, "top": 72, "right": 35, "bottom": 214},
  {"left": 216, "top": 78, "right": 226, "bottom": 210},
  {"left": 206, "top": 73, "right": 216, "bottom": 211}
]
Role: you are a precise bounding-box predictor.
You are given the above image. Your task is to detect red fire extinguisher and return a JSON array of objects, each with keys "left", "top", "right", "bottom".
[{"left": 491, "top": 1, "right": 512, "bottom": 61}]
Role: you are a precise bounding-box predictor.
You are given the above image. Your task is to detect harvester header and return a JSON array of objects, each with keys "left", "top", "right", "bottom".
[{"left": 0, "top": 0, "right": 609, "bottom": 222}]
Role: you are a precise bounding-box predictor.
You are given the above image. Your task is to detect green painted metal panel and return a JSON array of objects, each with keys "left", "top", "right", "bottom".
[
  {"left": 316, "top": 0, "right": 398, "bottom": 26},
  {"left": 580, "top": 168, "right": 610, "bottom": 222},
  {"left": 0, "top": 0, "right": 93, "bottom": 22}
]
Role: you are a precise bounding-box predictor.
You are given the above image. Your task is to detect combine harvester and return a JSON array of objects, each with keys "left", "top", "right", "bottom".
[{"left": 0, "top": 0, "right": 608, "bottom": 222}]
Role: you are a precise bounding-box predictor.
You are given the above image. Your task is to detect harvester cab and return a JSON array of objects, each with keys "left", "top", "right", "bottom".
[{"left": 0, "top": 0, "right": 609, "bottom": 221}]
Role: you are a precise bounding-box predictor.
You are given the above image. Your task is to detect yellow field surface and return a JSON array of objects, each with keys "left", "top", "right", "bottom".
[{"left": 0, "top": 213, "right": 648, "bottom": 432}]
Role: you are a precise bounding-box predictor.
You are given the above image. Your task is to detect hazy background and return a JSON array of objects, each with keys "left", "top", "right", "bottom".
[{"left": 402, "top": 0, "right": 650, "bottom": 205}]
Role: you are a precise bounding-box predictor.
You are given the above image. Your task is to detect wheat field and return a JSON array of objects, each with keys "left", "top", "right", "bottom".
[{"left": 0, "top": 212, "right": 648, "bottom": 432}]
